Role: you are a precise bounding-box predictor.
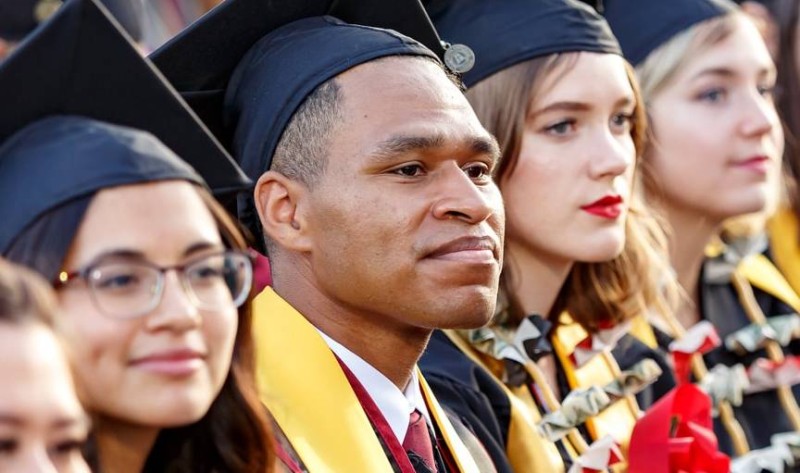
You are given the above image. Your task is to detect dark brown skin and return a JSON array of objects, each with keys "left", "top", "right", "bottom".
[{"left": 256, "top": 57, "right": 505, "bottom": 390}]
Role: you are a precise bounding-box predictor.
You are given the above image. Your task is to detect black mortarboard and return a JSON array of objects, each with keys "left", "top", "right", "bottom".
[
  {"left": 0, "top": 0, "right": 143, "bottom": 42},
  {"left": 0, "top": 0, "right": 250, "bottom": 255},
  {"left": 427, "top": 0, "right": 621, "bottom": 87},
  {"left": 603, "top": 0, "right": 735, "bottom": 66},
  {"left": 151, "top": 0, "right": 449, "bottom": 181}
]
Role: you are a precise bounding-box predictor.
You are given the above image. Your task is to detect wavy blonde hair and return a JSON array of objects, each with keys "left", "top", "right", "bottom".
[{"left": 467, "top": 52, "right": 677, "bottom": 331}]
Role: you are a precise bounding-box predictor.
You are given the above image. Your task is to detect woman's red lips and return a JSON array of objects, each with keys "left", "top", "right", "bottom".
[{"left": 581, "top": 195, "right": 624, "bottom": 219}]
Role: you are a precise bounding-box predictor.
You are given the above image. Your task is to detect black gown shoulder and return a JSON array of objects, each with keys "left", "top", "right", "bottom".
[{"left": 419, "top": 330, "right": 514, "bottom": 473}]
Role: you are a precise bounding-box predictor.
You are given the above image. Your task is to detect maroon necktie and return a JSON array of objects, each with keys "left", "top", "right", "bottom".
[{"left": 402, "top": 409, "right": 437, "bottom": 472}]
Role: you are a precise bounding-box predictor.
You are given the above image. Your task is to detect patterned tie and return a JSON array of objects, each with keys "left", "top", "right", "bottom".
[{"left": 402, "top": 409, "right": 437, "bottom": 472}]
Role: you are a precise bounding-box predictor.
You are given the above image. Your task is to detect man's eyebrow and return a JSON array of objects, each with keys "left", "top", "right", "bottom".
[{"left": 370, "top": 134, "right": 501, "bottom": 164}]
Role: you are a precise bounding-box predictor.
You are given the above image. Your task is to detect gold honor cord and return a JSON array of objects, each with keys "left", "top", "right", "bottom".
[
  {"left": 520, "top": 359, "right": 592, "bottom": 455},
  {"left": 660, "top": 309, "right": 751, "bottom": 456},
  {"left": 443, "top": 331, "right": 582, "bottom": 471},
  {"left": 730, "top": 271, "right": 800, "bottom": 431}
]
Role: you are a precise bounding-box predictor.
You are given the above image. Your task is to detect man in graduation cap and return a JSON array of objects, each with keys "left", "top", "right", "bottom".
[{"left": 153, "top": 1, "right": 504, "bottom": 471}]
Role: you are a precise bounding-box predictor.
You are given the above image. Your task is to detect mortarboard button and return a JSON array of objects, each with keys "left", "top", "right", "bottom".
[
  {"left": 443, "top": 42, "right": 475, "bottom": 74},
  {"left": 427, "top": 0, "right": 621, "bottom": 87}
]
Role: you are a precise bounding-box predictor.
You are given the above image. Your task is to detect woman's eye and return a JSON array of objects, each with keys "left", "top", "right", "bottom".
[
  {"left": 94, "top": 273, "right": 141, "bottom": 290},
  {"left": 392, "top": 164, "right": 425, "bottom": 177},
  {"left": 544, "top": 119, "right": 575, "bottom": 136},
  {"left": 757, "top": 84, "right": 775, "bottom": 99},
  {"left": 610, "top": 113, "right": 633, "bottom": 130},
  {"left": 697, "top": 87, "right": 726, "bottom": 103},
  {"left": 50, "top": 439, "right": 85, "bottom": 456}
]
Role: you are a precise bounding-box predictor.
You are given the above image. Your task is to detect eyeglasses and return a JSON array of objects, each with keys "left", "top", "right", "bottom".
[{"left": 55, "top": 250, "right": 253, "bottom": 319}]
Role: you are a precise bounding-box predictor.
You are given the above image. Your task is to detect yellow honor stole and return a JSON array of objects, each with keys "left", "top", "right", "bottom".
[
  {"left": 251, "top": 288, "right": 480, "bottom": 472},
  {"left": 444, "top": 330, "right": 578, "bottom": 473},
  {"left": 551, "top": 313, "right": 642, "bottom": 452},
  {"left": 768, "top": 207, "right": 800, "bottom": 296}
]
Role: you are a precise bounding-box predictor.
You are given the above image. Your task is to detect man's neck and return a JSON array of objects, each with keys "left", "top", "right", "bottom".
[{"left": 273, "top": 278, "right": 431, "bottom": 391}]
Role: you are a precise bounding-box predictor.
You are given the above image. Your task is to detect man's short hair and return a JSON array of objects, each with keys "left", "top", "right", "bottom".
[{"left": 270, "top": 78, "right": 343, "bottom": 188}]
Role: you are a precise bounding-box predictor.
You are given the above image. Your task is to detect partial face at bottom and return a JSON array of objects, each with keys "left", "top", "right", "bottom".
[{"left": 0, "top": 323, "right": 90, "bottom": 473}]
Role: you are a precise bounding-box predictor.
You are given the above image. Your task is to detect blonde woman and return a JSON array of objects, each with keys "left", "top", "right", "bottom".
[{"left": 606, "top": 0, "right": 800, "bottom": 457}]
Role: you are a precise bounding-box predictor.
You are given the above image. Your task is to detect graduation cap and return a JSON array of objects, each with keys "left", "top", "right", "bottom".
[
  {"left": 0, "top": 0, "right": 143, "bottom": 42},
  {"left": 426, "top": 0, "right": 621, "bottom": 88},
  {"left": 603, "top": 0, "right": 735, "bottom": 66},
  {"left": 151, "top": 0, "right": 461, "bottom": 182},
  {"left": 0, "top": 0, "right": 250, "bottom": 256}
]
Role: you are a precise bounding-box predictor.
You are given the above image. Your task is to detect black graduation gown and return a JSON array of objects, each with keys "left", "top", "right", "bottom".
[{"left": 700, "top": 256, "right": 800, "bottom": 454}]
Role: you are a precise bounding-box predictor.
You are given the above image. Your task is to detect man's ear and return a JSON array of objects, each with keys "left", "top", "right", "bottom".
[{"left": 254, "top": 170, "right": 313, "bottom": 252}]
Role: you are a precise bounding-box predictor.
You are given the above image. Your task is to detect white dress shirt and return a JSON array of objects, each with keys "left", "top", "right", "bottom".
[{"left": 317, "top": 329, "right": 433, "bottom": 443}]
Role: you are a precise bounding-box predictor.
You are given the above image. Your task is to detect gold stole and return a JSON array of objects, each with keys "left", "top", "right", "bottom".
[
  {"left": 251, "top": 288, "right": 480, "bottom": 472},
  {"left": 551, "top": 312, "right": 641, "bottom": 453},
  {"left": 443, "top": 330, "right": 578, "bottom": 473},
  {"left": 768, "top": 208, "right": 800, "bottom": 296}
]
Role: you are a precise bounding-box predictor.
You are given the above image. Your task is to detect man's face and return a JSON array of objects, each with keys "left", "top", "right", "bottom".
[{"left": 303, "top": 57, "right": 504, "bottom": 331}]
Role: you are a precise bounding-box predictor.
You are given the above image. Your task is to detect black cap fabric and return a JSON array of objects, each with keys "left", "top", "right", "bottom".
[
  {"left": 0, "top": 0, "right": 249, "bottom": 195},
  {"left": 225, "top": 16, "right": 437, "bottom": 182},
  {"left": 427, "top": 0, "right": 621, "bottom": 87},
  {"left": 0, "top": 117, "right": 202, "bottom": 254},
  {"left": 0, "top": 0, "right": 143, "bottom": 41},
  {"left": 603, "top": 0, "right": 735, "bottom": 66},
  {"left": 151, "top": 0, "right": 442, "bottom": 179}
]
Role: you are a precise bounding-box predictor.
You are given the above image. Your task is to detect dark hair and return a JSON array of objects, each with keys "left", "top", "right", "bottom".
[
  {"left": 5, "top": 184, "right": 275, "bottom": 473},
  {"left": 770, "top": 0, "right": 800, "bottom": 231},
  {"left": 0, "top": 256, "right": 57, "bottom": 326}
]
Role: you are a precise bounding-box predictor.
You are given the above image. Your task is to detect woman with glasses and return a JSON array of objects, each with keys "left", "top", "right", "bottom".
[
  {"left": 0, "top": 0, "right": 274, "bottom": 471},
  {"left": 0, "top": 257, "right": 91, "bottom": 473}
]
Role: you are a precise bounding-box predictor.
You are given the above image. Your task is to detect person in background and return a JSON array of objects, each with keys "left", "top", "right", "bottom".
[
  {"left": 0, "top": 0, "right": 144, "bottom": 60},
  {"left": 418, "top": 1, "right": 676, "bottom": 471},
  {"left": 0, "top": 257, "right": 91, "bottom": 473},
  {"left": 605, "top": 0, "right": 800, "bottom": 461},
  {"left": 153, "top": 0, "right": 504, "bottom": 471},
  {"left": 753, "top": 0, "right": 800, "bottom": 297},
  {"left": 0, "top": 0, "right": 274, "bottom": 471}
]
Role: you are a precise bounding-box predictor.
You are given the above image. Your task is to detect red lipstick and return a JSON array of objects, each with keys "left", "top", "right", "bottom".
[{"left": 581, "top": 195, "right": 624, "bottom": 219}]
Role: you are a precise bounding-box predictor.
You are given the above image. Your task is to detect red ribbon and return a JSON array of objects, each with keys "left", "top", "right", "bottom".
[
  {"left": 629, "top": 384, "right": 730, "bottom": 473},
  {"left": 670, "top": 325, "right": 721, "bottom": 385}
]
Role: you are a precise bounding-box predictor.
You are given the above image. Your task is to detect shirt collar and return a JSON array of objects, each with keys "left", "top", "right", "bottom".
[{"left": 316, "top": 329, "right": 431, "bottom": 442}]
